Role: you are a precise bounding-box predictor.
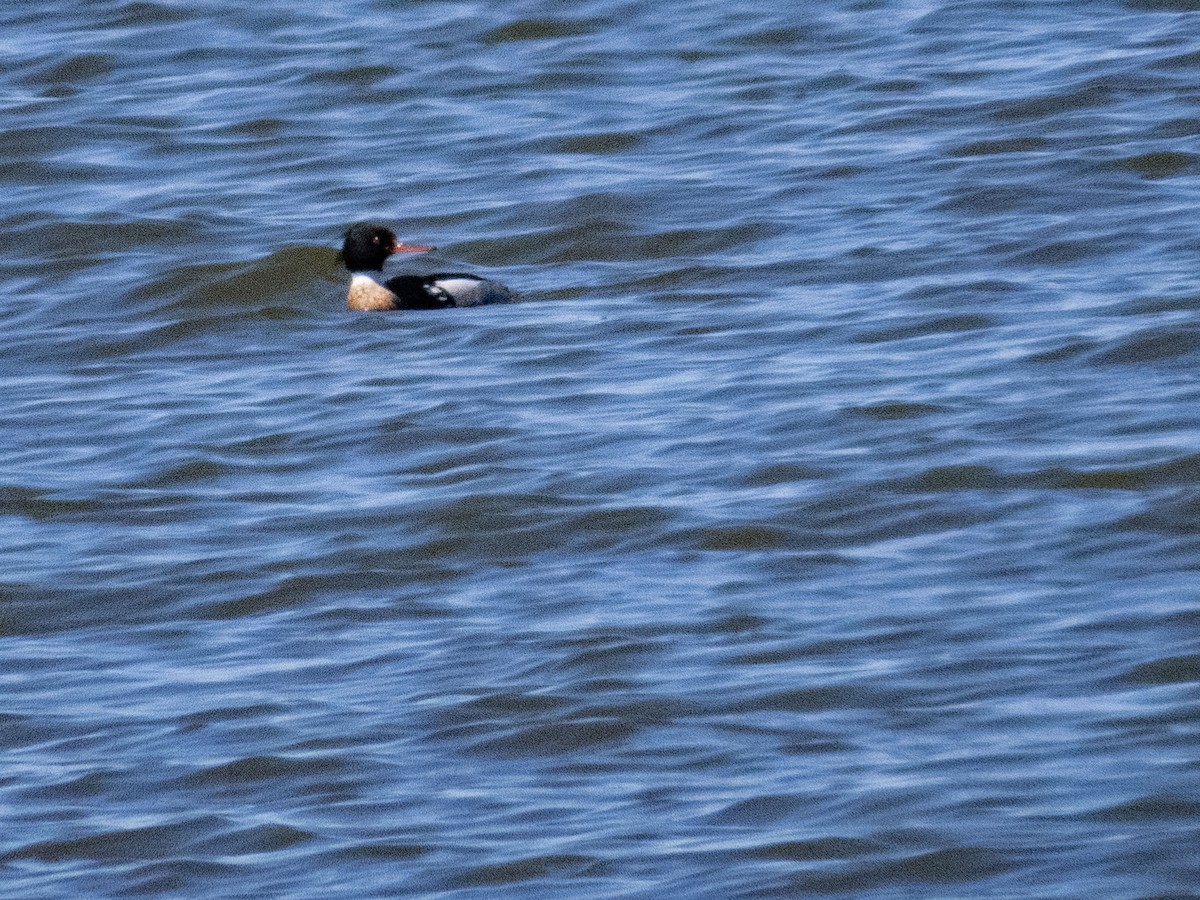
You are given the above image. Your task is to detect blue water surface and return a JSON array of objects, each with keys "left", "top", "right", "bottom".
[{"left": 2, "top": 0, "right": 1199, "bottom": 897}]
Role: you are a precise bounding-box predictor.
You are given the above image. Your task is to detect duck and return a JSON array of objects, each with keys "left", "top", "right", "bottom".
[{"left": 340, "top": 222, "right": 515, "bottom": 310}]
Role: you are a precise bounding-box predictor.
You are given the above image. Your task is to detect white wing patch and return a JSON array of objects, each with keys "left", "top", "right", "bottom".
[
  {"left": 431, "top": 278, "right": 484, "bottom": 302},
  {"left": 430, "top": 277, "right": 512, "bottom": 307}
]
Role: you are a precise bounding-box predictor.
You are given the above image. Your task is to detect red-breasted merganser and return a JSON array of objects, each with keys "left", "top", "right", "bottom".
[{"left": 341, "top": 222, "right": 515, "bottom": 310}]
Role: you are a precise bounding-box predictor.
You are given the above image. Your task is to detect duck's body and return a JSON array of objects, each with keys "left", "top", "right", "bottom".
[
  {"left": 348, "top": 272, "right": 515, "bottom": 310},
  {"left": 341, "top": 222, "right": 515, "bottom": 310}
]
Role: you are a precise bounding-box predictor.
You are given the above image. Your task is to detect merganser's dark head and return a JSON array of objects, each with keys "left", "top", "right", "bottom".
[{"left": 341, "top": 222, "right": 433, "bottom": 272}]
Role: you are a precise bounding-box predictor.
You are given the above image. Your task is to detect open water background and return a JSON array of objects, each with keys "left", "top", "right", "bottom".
[{"left": 3, "top": 1, "right": 1200, "bottom": 897}]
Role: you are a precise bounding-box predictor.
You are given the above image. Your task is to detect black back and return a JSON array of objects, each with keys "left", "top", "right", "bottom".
[{"left": 381, "top": 274, "right": 466, "bottom": 309}]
